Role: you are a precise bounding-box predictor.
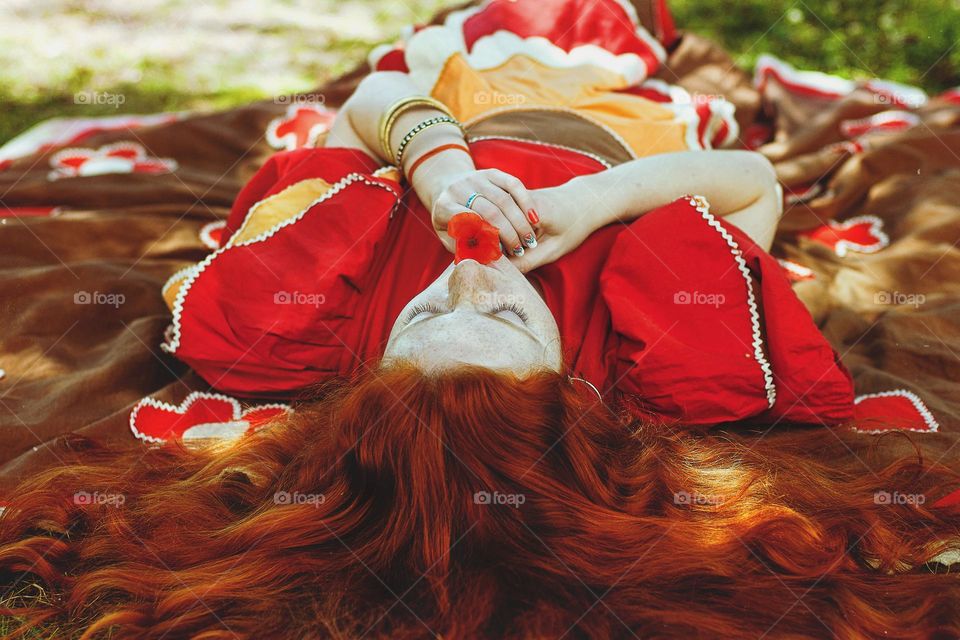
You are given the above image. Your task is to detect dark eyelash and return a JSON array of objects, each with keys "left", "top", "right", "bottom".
[
  {"left": 492, "top": 302, "right": 530, "bottom": 324},
  {"left": 404, "top": 302, "right": 446, "bottom": 323},
  {"left": 404, "top": 302, "right": 530, "bottom": 324}
]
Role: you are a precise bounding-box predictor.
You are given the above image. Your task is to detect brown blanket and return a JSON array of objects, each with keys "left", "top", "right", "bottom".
[{"left": 2, "top": 3, "right": 959, "bottom": 493}]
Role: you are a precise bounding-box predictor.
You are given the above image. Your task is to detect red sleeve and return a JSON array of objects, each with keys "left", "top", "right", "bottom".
[
  {"left": 223, "top": 147, "right": 381, "bottom": 243},
  {"left": 165, "top": 147, "right": 398, "bottom": 397},
  {"left": 601, "top": 195, "right": 854, "bottom": 427}
]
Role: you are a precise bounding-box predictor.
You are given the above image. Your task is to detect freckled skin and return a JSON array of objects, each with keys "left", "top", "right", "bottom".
[{"left": 383, "top": 257, "right": 563, "bottom": 374}]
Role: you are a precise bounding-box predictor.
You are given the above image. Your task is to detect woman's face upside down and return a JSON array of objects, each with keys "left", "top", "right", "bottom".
[{"left": 383, "top": 256, "right": 563, "bottom": 373}]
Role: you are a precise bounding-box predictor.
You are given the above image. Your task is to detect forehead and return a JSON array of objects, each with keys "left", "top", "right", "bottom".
[{"left": 389, "top": 313, "right": 545, "bottom": 371}]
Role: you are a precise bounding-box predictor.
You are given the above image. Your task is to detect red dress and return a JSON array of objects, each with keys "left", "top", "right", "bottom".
[{"left": 160, "top": 139, "right": 854, "bottom": 427}]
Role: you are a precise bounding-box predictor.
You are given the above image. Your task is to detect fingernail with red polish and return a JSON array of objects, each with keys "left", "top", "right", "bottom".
[{"left": 527, "top": 209, "right": 540, "bottom": 225}]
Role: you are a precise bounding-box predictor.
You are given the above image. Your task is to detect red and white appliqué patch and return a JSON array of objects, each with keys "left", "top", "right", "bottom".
[
  {"left": 199, "top": 220, "right": 227, "bottom": 250},
  {"left": 782, "top": 182, "right": 824, "bottom": 206},
  {"left": 130, "top": 391, "right": 291, "bottom": 444},
  {"left": 266, "top": 103, "right": 337, "bottom": 151},
  {"left": 839, "top": 110, "right": 920, "bottom": 139},
  {"left": 777, "top": 258, "right": 815, "bottom": 282},
  {"left": 799, "top": 215, "right": 889, "bottom": 257},
  {"left": 48, "top": 142, "right": 177, "bottom": 181},
  {"left": 851, "top": 389, "right": 939, "bottom": 434}
]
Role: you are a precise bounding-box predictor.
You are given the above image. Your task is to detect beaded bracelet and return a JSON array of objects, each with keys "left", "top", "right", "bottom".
[
  {"left": 395, "top": 116, "right": 464, "bottom": 167},
  {"left": 377, "top": 96, "right": 454, "bottom": 164}
]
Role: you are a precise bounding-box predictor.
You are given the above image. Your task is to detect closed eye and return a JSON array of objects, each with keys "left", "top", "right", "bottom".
[
  {"left": 490, "top": 302, "right": 529, "bottom": 324},
  {"left": 404, "top": 302, "right": 531, "bottom": 325},
  {"left": 404, "top": 302, "right": 447, "bottom": 324}
]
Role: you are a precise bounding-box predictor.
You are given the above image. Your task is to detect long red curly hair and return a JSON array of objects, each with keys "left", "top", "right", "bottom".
[{"left": 0, "top": 365, "right": 959, "bottom": 639}]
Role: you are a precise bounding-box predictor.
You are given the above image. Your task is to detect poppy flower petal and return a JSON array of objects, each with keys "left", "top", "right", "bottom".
[{"left": 448, "top": 212, "right": 502, "bottom": 264}]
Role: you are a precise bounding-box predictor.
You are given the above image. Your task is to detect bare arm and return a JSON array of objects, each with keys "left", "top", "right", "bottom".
[
  {"left": 326, "top": 71, "right": 539, "bottom": 254},
  {"left": 327, "top": 71, "right": 476, "bottom": 202},
  {"left": 511, "top": 150, "right": 783, "bottom": 271},
  {"left": 558, "top": 150, "right": 780, "bottom": 243}
]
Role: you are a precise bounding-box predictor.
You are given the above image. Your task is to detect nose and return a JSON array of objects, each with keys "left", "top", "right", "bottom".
[{"left": 448, "top": 260, "right": 497, "bottom": 307}]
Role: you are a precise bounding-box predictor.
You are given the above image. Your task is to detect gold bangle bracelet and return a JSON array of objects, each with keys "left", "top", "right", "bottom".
[
  {"left": 377, "top": 96, "right": 454, "bottom": 164},
  {"left": 379, "top": 96, "right": 452, "bottom": 163}
]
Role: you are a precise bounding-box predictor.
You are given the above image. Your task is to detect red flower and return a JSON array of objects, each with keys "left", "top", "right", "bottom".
[{"left": 448, "top": 212, "right": 502, "bottom": 264}]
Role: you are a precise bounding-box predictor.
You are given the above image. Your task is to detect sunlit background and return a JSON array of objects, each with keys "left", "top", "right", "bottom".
[{"left": 2, "top": 0, "right": 958, "bottom": 144}]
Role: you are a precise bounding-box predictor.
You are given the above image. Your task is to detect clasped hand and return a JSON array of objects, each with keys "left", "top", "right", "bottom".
[{"left": 426, "top": 169, "right": 597, "bottom": 273}]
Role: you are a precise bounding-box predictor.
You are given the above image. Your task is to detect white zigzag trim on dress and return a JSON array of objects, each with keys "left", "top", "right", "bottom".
[
  {"left": 686, "top": 195, "right": 777, "bottom": 408},
  {"left": 464, "top": 105, "right": 638, "bottom": 159},
  {"left": 161, "top": 173, "right": 399, "bottom": 355},
  {"left": 161, "top": 263, "right": 200, "bottom": 299},
  {"left": 852, "top": 389, "right": 940, "bottom": 433},
  {"left": 466, "top": 135, "right": 613, "bottom": 168},
  {"left": 129, "top": 390, "right": 291, "bottom": 444},
  {"left": 372, "top": 165, "right": 402, "bottom": 181}
]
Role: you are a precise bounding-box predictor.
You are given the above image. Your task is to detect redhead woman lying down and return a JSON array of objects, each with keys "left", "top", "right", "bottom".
[
  {"left": 158, "top": 68, "right": 852, "bottom": 427},
  {"left": 2, "top": 7, "right": 959, "bottom": 639}
]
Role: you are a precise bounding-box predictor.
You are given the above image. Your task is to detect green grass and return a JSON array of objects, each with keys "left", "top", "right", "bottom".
[
  {"left": 0, "top": 583, "right": 65, "bottom": 639},
  {"left": 1, "top": 1, "right": 957, "bottom": 147},
  {"left": 669, "top": 0, "right": 960, "bottom": 91}
]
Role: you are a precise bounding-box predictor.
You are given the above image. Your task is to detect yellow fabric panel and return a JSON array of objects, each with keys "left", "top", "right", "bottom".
[
  {"left": 228, "top": 177, "right": 333, "bottom": 246},
  {"left": 375, "top": 167, "right": 401, "bottom": 183},
  {"left": 163, "top": 274, "right": 189, "bottom": 312},
  {"left": 431, "top": 53, "right": 692, "bottom": 157}
]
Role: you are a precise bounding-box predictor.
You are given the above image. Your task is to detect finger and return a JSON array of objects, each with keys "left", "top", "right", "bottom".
[
  {"left": 470, "top": 183, "right": 535, "bottom": 252},
  {"left": 479, "top": 183, "right": 537, "bottom": 250},
  {"left": 508, "top": 238, "right": 559, "bottom": 273},
  {"left": 430, "top": 194, "right": 463, "bottom": 253},
  {"left": 483, "top": 170, "right": 538, "bottom": 246},
  {"left": 468, "top": 194, "right": 526, "bottom": 257}
]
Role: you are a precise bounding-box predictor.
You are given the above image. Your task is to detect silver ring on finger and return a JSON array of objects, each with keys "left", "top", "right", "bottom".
[{"left": 464, "top": 192, "right": 485, "bottom": 209}]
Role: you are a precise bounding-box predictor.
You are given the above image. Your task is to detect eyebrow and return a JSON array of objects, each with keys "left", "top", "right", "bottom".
[{"left": 399, "top": 311, "right": 544, "bottom": 345}]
